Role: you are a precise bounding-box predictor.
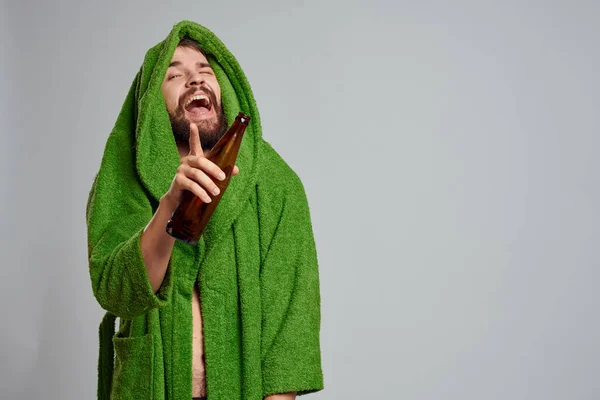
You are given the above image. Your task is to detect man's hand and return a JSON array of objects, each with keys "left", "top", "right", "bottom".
[
  {"left": 162, "top": 122, "right": 239, "bottom": 208},
  {"left": 141, "top": 123, "right": 239, "bottom": 293}
]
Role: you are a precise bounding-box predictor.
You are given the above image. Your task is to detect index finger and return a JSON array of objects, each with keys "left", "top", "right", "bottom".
[{"left": 188, "top": 123, "right": 204, "bottom": 157}]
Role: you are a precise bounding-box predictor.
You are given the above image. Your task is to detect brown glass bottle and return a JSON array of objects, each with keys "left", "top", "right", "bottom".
[{"left": 165, "top": 112, "right": 251, "bottom": 245}]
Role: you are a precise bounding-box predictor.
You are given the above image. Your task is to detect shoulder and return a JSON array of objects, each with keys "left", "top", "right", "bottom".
[
  {"left": 256, "top": 139, "right": 308, "bottom": 200},
  {"left": 254, "top": 139, "right": 311, "bottom": 221}
]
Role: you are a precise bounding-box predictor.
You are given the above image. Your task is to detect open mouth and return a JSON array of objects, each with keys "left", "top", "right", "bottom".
[{"left": 184, "top": 94, "right": 212, "bottom": 116}]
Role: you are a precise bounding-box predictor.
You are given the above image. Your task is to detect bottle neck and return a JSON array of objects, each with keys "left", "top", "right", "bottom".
[{"left": 206, "top": 118, "right": 247, "bottom": 158}]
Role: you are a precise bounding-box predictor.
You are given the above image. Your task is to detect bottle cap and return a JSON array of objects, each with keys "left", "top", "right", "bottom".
[{"left": 237, "top": 112, "right": 251, "bottom": 125}]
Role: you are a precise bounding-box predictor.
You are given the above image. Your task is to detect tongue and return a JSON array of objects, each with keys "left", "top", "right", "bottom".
[{"left": 188, "top": 106, "right": 209, "bottom": 116}]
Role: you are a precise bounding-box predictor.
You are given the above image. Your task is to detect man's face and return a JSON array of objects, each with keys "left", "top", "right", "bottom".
[{"left": 161, "top": 46, "right": 227, "bottom": 150}]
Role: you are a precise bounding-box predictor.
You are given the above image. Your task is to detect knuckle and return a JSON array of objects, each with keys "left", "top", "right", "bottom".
[
  {"left": 191, "top": 168, "right": 203, "bottom": 183},
  {"left": 178, "top": 163, "right": 190, "bottom": 173},
  {"left": 197, "top": 169, "right": 211, "bottom": 186},
  {"left": 196, "top": 160, "right": 205, "bottom": 169}
]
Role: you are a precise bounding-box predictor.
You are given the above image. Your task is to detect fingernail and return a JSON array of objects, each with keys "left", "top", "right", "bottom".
[
  {"left": 212, "top": 187, "right": 220, "bottom": 195},
  {"left": 219, "top": 172, "right": 226, "bottom": 180},
  {"left": 204, "top": 196, "right": 212, "bottom": 203}
]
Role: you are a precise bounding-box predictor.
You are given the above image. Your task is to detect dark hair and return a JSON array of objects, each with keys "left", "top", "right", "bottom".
[{"left": 177, "top": 38, "right": 208, "bottom": 58}]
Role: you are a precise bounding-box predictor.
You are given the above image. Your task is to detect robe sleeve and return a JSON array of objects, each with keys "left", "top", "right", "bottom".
[
  {"left": 259, "top": 174, "right": 325, "bottom": 397},
  {"left": 85, "top": 76, "right": 173, "bottom": 320}
]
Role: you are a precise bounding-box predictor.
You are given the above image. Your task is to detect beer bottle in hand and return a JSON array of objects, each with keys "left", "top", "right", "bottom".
[{"left": 166, "top": 112, "right": 251, "bottom": 245}]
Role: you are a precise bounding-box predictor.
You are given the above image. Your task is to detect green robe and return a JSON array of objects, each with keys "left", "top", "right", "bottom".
[{"left": 85, "top": 20, "right": 324, "bottom": 400}]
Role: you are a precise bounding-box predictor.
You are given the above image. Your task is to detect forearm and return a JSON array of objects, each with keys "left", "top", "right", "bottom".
[
  {"left": 264, "top": 392, "right": 297, "bottom": 400},
  {"left": 140, "top": 195, "right": 177, "bottom": 293}
]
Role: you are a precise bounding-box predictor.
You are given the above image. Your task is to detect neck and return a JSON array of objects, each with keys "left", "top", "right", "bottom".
[{"left": 176, "top": 143, "right": 188, "bottom": 160}]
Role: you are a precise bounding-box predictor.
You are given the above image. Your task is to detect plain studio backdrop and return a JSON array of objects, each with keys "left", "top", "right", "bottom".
[{"left": 1, "top": 0, "right": 599, "bottom": 399}]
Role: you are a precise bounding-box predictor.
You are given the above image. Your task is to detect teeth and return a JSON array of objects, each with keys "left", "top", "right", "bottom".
[{"left": 185, "top": 95, "right": 210, "bottom": 108}]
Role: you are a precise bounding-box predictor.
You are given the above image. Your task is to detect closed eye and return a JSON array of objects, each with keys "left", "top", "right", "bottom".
[{"left": 168, "top": 74, "right": 182, "bottom": 80}]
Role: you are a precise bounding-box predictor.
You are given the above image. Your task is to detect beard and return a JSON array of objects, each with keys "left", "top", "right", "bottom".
[{"left": 168, "top": 87, "right": 228, "bottom": 151}]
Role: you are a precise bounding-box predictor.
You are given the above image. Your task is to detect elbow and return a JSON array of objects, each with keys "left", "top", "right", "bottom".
[{"left": 92, "top": 288, "right": 146, "bottom": 320}]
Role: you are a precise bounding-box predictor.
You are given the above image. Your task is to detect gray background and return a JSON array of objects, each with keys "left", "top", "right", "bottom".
[{"left": 1, "top": 0, "right": 599, "bottom": 398}]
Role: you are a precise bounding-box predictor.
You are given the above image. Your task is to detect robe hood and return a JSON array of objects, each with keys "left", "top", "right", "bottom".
[{"left": 131, "top": 20, "right": 262, "bottom": 244}]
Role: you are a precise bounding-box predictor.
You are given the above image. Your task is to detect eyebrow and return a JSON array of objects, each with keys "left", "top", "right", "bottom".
[{"left": 168, "top": 61, "right": 212, "bottom": 69}]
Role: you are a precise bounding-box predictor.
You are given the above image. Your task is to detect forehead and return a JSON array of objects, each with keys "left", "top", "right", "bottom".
[{"left": 169, "top": 46, "right": 209, "bottom": 66}]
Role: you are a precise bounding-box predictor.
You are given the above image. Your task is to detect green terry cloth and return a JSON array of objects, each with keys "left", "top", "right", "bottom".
[{"left": 86, "top": 20, "right": 324, "bottom": 400}]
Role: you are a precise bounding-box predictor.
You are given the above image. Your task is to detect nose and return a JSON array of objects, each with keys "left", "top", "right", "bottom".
[{"left": 186, "top": 71, "right": 205, "bottom": 87}]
